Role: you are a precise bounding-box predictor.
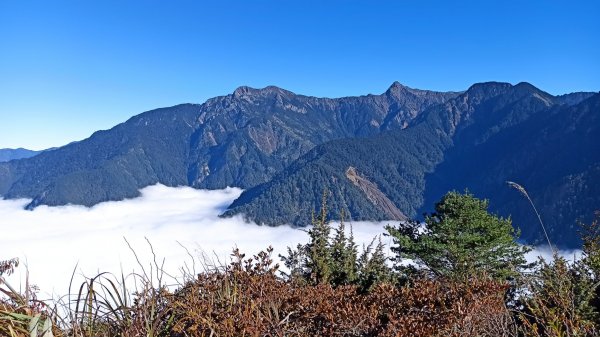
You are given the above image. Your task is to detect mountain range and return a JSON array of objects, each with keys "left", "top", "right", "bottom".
[
  {"left": 0, "top": 148, "right": 40, "bottom": 162},
  {"left": 225, "top": 83, "right": 599, "bottom": 247},
  {"left": 0, "top": 82, "right": 597, "bottom": 248}
]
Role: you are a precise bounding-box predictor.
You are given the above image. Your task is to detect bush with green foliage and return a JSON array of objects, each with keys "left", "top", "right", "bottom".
[
  {"left": 519, "top": 254, "right": 598, "bottom": 337},
  {"left": 386, "top": 190, "right": 530, "bottom": 280},
  {"left": 517, "top": 212, "right": 600, "bottom": 336}
]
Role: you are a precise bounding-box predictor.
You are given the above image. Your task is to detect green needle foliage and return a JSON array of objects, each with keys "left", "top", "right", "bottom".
[
  {"left": 330, "top": 211, "right": 359, "bottom": 286},
  {"left": 306, "top": 192, "right": 334, "bottom": 285},
  {"left": 357, "top": 236, "right": 390, "bottom": 292},
  {"left": 386, "top": 190, "right": 530, "bottom": 280},
  {"left": 281, "top": 191, "right": 388, "bottom": 289},
  {"left": 520, "top": 254, "right": 598, "bottom": 336}
]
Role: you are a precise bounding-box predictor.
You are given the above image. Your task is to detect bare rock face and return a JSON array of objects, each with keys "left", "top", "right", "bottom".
[{"left": 346, "top": 167, "right": 407, "bottom": 221}]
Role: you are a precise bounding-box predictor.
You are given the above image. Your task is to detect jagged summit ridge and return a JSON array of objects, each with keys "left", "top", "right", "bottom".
[{"left": 232, "top": 85, "right": 295, "bottom": 98}]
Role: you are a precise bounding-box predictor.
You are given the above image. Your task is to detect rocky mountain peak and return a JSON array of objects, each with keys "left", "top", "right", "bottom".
[
  {"left": 232, "top": 85, "right": 293, "bottom": 99},
  {"left": 387, "top": 81, "right": 406, "bottom": 90},
  {"left": 232, "top": 86, "right": 255, "bottom": 98},
  {"left": 465, "top": 82, "right": 513, "bottom": 98},
  {"left": 385, "top": 81, "right": 411, "bottom": 96}
]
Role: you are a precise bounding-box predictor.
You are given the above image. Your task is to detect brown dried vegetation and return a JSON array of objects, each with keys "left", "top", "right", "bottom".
[
  {"left": 167, "top": 248, "right": 513, "bottom": 337},
  {"left": 1, "top": 249, "right": 518, "bottom": 337},
  {"left": 2, "top": 205, "right": 599, "bottom": 336}
]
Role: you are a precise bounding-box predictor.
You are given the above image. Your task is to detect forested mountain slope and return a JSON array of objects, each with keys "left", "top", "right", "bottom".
[{"left": 225, "top": 83, "right": 600, "bottom": 247}]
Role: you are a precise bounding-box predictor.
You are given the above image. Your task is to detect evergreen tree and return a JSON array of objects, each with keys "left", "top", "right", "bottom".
[
  {"left": 357, "top": 236, "right": 389, "bottom": 292},
  {"left": 280, "top": 190, "right": 393, "bottom": 291},
  {"left": 346, "top": 225, "right": 359, "bottom": 283},
  {"left": 281, "top": 191, "right": 385, "bottom": 289},
  {"left": 330, "top": 211, "right": 359, "bottom": 286},
  {"left": 580, "top": 212, "right": 600, "bottom": 280},
  {"left": 386, "top": 190, "right": 530, "bottom": 280},
  {"left": 306, "top": 191, "right": 333, "bottom": 284}
]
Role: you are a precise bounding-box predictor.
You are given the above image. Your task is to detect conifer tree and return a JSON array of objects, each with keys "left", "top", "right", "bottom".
[
  {"left": 305, "top": 191, "right": 333, "bottom": 284},
  {"left": 386, "top": 190, "right": 529, "bottom": 280},
  {"left": 330, "top": 210, "right": 359, "bottom": 286},
  {"left": 346, "top": 224, "right": 359, "bottom": 283},
  {"left": 357, "top": 236, "right": 389, "bottom": 291},
  {"left": 281, "top": 190, "right": 390, "bottom": 290}
]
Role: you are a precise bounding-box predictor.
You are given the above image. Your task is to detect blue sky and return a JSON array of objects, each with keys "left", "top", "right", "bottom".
[{"left": 1, "top": 1, "right": 598, "bottom": 150}]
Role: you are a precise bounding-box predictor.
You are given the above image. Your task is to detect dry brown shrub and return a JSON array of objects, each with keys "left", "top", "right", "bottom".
[
  {"left": 167, "top": 248, "right": 513, "bottom": 337},
  {"left": 0, "top": 249, "right": 519, "bottom": 337}
]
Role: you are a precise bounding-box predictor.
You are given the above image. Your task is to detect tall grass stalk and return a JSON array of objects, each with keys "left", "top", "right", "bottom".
[{"left": 507, "top": 181, "right": 556, "bottom": 254}]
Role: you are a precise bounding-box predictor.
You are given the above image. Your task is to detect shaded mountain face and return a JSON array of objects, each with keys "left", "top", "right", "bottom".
[
  {"left": 0, "top": 83, "right": 457, "bottom": 208},
  {"left": 0, "top": 104, "right": 201, "bottom": 208},
  {"left": 225, "top": 84, "right": 600, "bottom": 248},
  {"left": 419, "top": 87, "right": 600, "bottom": 247},
  {"left": 0, "top": 148, "right": 40, "bottom": 162}
]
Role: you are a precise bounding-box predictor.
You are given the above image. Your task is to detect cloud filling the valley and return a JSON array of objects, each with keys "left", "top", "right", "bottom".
[
  {"left": 1, "top": 184, "right": 581, "bottom": 299},
  {"left": 0, "top": 184, "right": 393, "bottom": 298}
]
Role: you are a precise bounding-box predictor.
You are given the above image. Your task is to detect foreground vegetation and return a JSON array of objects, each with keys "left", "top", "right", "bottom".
[{"left": 2, "top": 191, "right": 600, "bottom": 336}]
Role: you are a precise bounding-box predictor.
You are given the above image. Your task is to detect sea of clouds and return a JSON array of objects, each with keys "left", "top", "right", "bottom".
[
  {"left": 0, "top": 184, "right": 395, "bottom": 299},
  {"left": 0, "top": 184, "right": 581, "bottom": 300}
]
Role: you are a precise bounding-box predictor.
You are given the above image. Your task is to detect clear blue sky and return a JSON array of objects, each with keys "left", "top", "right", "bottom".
[{"left": 1, "top": 1, "right": 598, "bottom": 150}]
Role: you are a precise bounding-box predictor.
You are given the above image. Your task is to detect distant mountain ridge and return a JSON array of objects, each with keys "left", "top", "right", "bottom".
[
  {"left": 0, "top": 83, "right": 457, "bottom": 209},
  {"left": 0, "top": 148, "right": 40, "bottom": 162},
  {"left": 0, "top": 82, "right": 597, "bottom": 248}
]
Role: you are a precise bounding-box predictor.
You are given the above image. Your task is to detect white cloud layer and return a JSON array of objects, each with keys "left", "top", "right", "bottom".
[
  {"left": 0, "top": 184, "right": 391, "bottom": 298},
  {"left": 0, "top": 184, "right": 581, "bottom": 300},
  {"left": 525, "top": 245, "right": 582, "bottom": 264}
]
